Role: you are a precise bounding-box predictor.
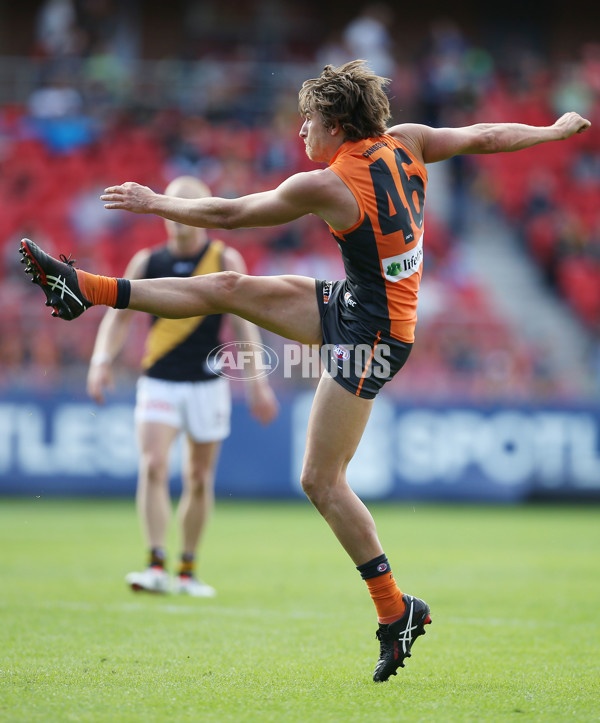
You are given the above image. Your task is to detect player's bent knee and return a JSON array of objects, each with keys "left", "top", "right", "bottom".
[
  {"left": 300, "top": 466, "right": 324, "bottom": 505},
  {"left": 301, "top": 463, "right": 349, "bottom": 512}
]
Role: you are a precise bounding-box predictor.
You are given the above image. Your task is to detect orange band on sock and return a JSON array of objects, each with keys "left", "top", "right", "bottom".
[
  {"left": 76, "top": 270, "right": 118, "bottom": 307},
  {"left": 365, "top": 573, "right": 406, "bottom": 624}
]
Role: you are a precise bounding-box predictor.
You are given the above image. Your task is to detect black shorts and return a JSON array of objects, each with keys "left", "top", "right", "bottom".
[{"left": 315, "top": 279, "right": 413, "bottom": 399}]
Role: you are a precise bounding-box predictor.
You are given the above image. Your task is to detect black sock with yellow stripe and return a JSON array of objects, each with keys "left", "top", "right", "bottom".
[
  {"left": 178, "top": 553, "right": 195, "bottom": 578},
  {"left": 149, "top": 547, "right": 166, "bottom": 569}
]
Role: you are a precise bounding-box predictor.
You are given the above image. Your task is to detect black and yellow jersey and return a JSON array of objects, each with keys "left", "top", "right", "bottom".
[{"left": 141, "top": 240, "right": 225, "bottom": 382}]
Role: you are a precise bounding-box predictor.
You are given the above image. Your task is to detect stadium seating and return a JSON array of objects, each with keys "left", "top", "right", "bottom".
[{"left": 1, "top": 34, "right": 598, "bottom": 399}]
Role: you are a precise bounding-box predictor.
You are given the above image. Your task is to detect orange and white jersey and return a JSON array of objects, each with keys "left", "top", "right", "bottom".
[{"left": 327, "top": 135, "right": 427, "bottom": 343}]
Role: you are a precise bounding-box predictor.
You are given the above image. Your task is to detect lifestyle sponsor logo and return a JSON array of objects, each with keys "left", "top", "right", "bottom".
[{"left": 382, "top": 234, "right": 424, "bottom": 282}]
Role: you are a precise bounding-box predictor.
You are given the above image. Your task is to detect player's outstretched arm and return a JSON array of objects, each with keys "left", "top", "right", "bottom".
[
  {"left": 100, "top": 171, "right": 329, "bottom": 230},
  {"left": 389, "top": 112, "right": 591, "bottom": 164}
]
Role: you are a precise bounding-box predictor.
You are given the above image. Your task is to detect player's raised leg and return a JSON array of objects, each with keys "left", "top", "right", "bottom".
[
  {"left": 20, "top": 237, "right": 322, "bottom": 346},
  {"left": 127, "top": 270, "right": 321, "bottom": 345}
]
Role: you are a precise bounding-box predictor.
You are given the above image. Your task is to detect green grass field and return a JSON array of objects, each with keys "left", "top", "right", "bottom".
[{"left": 0, "top": 498, "right": 598, "bottom": 723}]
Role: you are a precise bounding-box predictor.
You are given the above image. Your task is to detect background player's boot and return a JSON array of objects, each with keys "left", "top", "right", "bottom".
[
  {"left": 125, "top": 566, "right": 170, "bottom": 594},
  {"left": 173, "top": 574, "right": 216, "bottom": 598},
  {"left": 373, "top": 594, "right": 432, "bottom": 682},
  {"left": 19, "top": 238, "right": 91, "bottom": 320}
]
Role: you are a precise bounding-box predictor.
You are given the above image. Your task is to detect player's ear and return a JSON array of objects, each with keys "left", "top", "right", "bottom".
[{"left": 327, "top": 120, "right": 341, "bottom": 136}]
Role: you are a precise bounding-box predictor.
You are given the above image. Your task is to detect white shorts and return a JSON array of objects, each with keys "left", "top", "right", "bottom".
[{"left": 135, "top": 376, "right": 231, "bottom": 443}]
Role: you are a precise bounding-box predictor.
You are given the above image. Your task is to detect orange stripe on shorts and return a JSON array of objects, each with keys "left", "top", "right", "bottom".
[{"left": 356, "top": 331, "right": 382, "bottom": 396}]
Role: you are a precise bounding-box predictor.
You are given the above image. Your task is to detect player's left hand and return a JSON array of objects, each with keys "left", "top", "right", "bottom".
[
  {"left": 87, "top": 360, "right": 114, "bottom": 404},
  {"left": 101, "top": 182, "right": 156, "bottom": 213},
  {"left": 553, "top": 111, "right": 591, "bottom": 138}
]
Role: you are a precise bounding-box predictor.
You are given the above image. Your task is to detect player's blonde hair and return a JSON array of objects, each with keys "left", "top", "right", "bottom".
[{"left": 298, "top": 60, "right": 391, "bottom": 141}]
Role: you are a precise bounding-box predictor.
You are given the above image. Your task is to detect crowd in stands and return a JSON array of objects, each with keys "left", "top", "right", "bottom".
[{"left": 1, "top": 3, "right": 599, "bottom": 400}]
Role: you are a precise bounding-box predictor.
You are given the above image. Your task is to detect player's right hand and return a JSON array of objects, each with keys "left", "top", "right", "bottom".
[{"left": 101, "top": 181, "right": 155, "bottom": 214}]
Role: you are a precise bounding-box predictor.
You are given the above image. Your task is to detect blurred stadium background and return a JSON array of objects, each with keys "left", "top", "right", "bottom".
[{"left": 1, "top": 0, "right": 599, "bottom": 502}]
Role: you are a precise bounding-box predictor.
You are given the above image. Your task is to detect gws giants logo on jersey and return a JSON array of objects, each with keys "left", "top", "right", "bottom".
[
  {"left": 382, "top": 234, "right": 424, "bottom": 283},
  {"left": 333, "top": 345, "right": 350, "bottom": 361}
]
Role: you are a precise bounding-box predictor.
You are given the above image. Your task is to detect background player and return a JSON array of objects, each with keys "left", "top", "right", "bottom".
[{"left": 86, "top": 175, "right": 279, "bottom": 596}]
